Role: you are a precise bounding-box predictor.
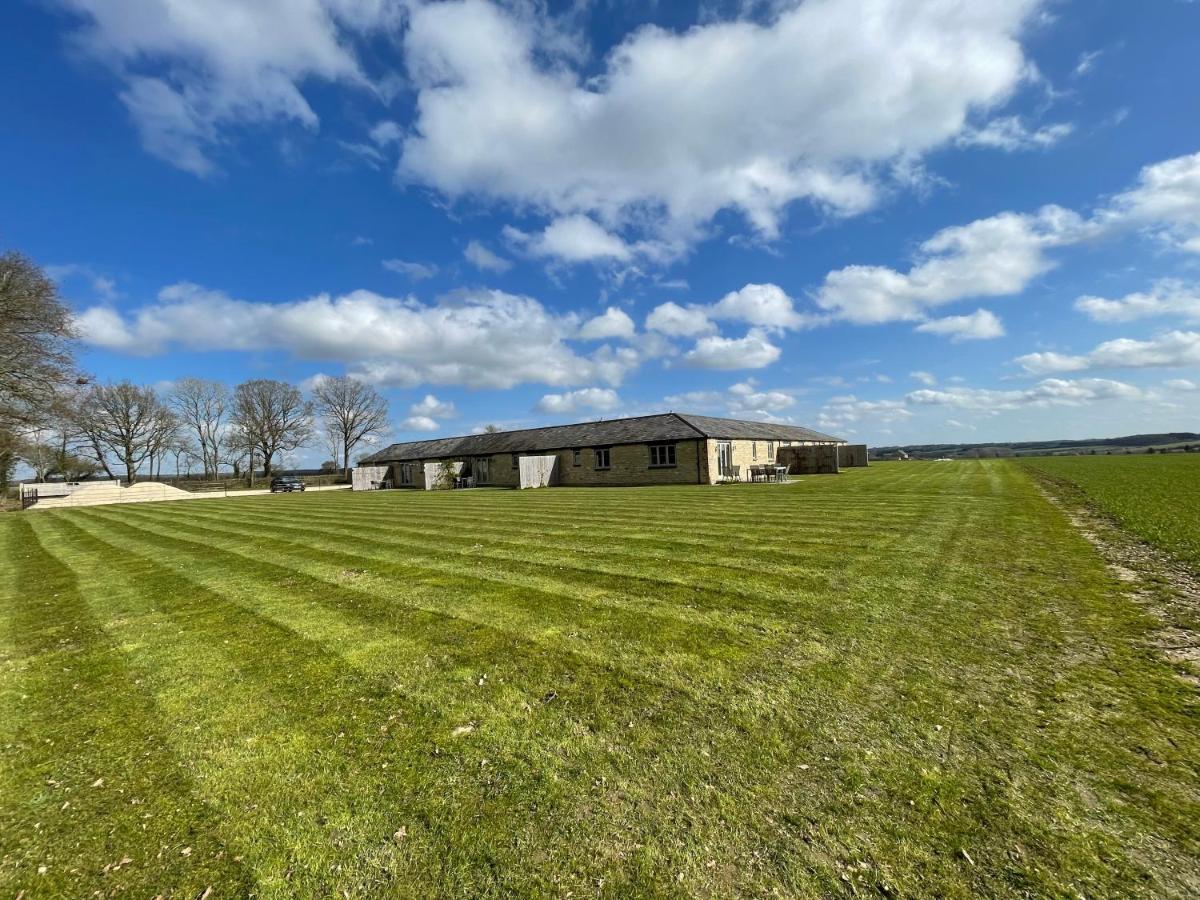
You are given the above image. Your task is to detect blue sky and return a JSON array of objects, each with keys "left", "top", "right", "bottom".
[{"left": 4, "top": 0, "right": 1199, "bottom": 456}]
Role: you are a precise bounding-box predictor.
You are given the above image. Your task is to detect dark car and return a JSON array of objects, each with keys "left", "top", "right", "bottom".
[{"left": 270, "top": 475, "right": 306, "bottom": 493}]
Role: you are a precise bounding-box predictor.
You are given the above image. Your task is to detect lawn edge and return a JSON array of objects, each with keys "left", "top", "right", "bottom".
[{"left": 1023, "top": 465, "right": 1200, "bottom": 685}]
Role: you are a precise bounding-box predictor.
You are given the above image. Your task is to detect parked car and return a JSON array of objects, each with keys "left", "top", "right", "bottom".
[{"left": 270, "top": 475, "right": 306, "bottom": 493}]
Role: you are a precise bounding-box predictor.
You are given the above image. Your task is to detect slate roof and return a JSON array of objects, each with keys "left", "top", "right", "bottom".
[{"left": 363, "top": 412, "right": 842, "bottom": 463}]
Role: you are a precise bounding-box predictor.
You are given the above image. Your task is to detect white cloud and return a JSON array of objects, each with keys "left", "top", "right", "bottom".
[
  {"left": 535, "top": 387, "right": 621, "bottom": 415},
  {"left": 681, "top": 329, "right": 781, "bottom": 370},
  {"left": 578, "top": 307, "right": 636, "bottom": 341},
  {"left": 914, "top": 308, "right": 1005, "bottom": 341},
  {"left": 956, "top": 116, "right": 1072, "bottom": 151},
  {"left": 73, "top": 283, "right": 645, "bottom": 389},
  {"left": 463, "top": 240, "right": 512, "bottom": 273},
  {"left": 813, "top": 150, "right": 1200, "bottom": 327},
  {"left": 60, "top": 0, "right": 399, "bottom": 175},
  {"left": 815, "top": 205, "right": 1083, "bottom": 323},
  {"left": 382, "top": 258, "right": 437, "bottom": 280},
  {"left": 45, "top": 263, "right": 119, "bottom": 300},
  {"left": 710, "top": 283, "right": 821, "bottom": 331},
  {"left": 664, "top": 380, "right": 800, "bottom": 421},
  {"left": 817, "top": 395, "right": 912, "bottom": 432},
  {"left": 1074, "top": 279, "right": 1200, "bottom": 324},
  {"left": 908, "top": 378, "right": 1141, "bottom": 411},
  {"left": 506, "top": 216, "right": 639, "bottom": 264},
  {"left": 399, "top": 0, "right": 1042, "bottom": 249},
  {"left": 1165, "top": 378, "right": 1197, "bottom": 392},
  {"left": 1098, "top": 151, "right": 1200, "bottom": 253},
  {"left": 1073, "top": 50, "right": 1102, "bottom": 78},
  {"left": 409, "top": 394, "right": 456, "bottom": 418},
  {"left": 645, "top": 301, "right": 715, "bottom": 337},
  {"left": 400, "top": 415, "right": 440, "bottom": 432},
  {"left": 910, "top": 370, "right": 937, "bottom": 386},
  {"left": 1015, "top": 331, "right": 1200, "bottom": 375},
  {"left": 369, "top": 120, "right": 403, "bottom": 146}
]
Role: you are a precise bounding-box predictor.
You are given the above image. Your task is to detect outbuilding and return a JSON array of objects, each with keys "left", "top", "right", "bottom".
[{"left": 359, "top": 412, "right": 845, "bottom": 488}]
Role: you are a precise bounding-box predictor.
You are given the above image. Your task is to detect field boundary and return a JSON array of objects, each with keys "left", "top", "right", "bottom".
[{"left": 1027, "top": 467, "right": 1200, "bottom": 684}]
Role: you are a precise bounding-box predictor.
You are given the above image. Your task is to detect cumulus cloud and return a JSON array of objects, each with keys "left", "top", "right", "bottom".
[
  {"left": 817, "top": 375, "right": 1145, "bottom": 433},
  {"left": 710, "top": 283, "right": 822, "bottom": 331},
  {"left": 506, "top": 216, "right": 640, "bottom": 264},
  {"left": 1098, "top": 151, "right": 1200, "bottom": 253},
  {"left": 73, "top": 283, "right": 646, "bottom": 389},
  {"left": 59, "top": 0, "right": 400, "bottom": 175},
  {"left": 664, "top": 380, "right": 800, "bottom": 421},
  {"left": 817, "top": 395, "right": 912, "bottom": 432},
  {"left": 815, "top": 205, "right": 1083, "bottom": 324},
  {"left": 956, "top": 116, "right": 1072, "bottom": 151},
  {"left": 645, "top": 301, "right": 715, "bottom": 337},
  {"left": 1074, "top": 279, "right": 1200, "bottom": 324},
  {"left": 907, "top": 378, "right": 1141, "bottom": 411},
  {"left": 382, "top": 258, "right": 437, "bottom": 280},
  {"left": 910, "top": 370, "right": 937, "bottom": 386},
  {"left": 1015, "top": 331, "right": 1200, "bottom": 375},
  {"left": 914, "top": 308, "right": 1005, "bottom": 341},
  {"left": 578, "top": 307, "right": 636, "bottom": 340},
  {"left": 398, "top": 0, "right": 1042, "bottom": 249},
  {"left": 463, "top": 240, "right": 512, "bottom": 273},
  {"left": 535, "top": 387, "right": 621, "bottom": 415},
  {"left": 646, "top": 282, "right": 814, "bottom": 348},
  {"left": 400, "top": 415, "right": 440, "bottom": 432},
  {"left": 813, "top": 150, "right": 1200, "bottom": 326},
  {"left": 681, "top": 329, "right": 781, "bottom": 370},
  {"left": 409, "top": 394, "right": 456, "bottom": 418}
]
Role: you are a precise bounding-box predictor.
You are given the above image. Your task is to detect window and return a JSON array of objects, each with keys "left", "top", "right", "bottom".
[
  {"left": 767, "top": 441, "right": 774, "bottom": 461},
  {"left": 572, "top": 448, "right": 581, "bottom": 466},
  {"left": 594, "top": 447, "right": 611, "bottom": 469},
  {"left": 752, "top": 441, "right": 758, "bottom": 460},
  {"left": 399, "top": 463, "right": 413, "bottom": 485},
  {"left": 648, "top": 443, "right": 676, "bottom": 467},
  {"left": 511, "top": 453, "right": 520, "bottom": 469}
]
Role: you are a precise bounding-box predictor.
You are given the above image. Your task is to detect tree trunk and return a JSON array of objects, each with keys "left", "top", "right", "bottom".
[{"left": 343, "top": 435, "right": 352, "bottom": 481}]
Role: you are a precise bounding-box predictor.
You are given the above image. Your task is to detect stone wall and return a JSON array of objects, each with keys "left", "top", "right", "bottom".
[
  {"left": 390, "top": 438, "right": 708, "bottom": 488},
  {"left": 351, "top": 465, "right": 389, "bottom": 491}
]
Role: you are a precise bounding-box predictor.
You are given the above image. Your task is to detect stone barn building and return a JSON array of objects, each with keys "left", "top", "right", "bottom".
[{"left": 360, "top": 412, "right": 844, "bottom": 488}]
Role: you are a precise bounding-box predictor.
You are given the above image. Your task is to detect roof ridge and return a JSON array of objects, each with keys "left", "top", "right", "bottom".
[{"left": 668, "top": 411, "right": 708, "bottom": 437}]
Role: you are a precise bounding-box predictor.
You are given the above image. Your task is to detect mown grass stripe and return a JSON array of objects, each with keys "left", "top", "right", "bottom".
[{"left": 0, "top": 516, "right": 253, "bottom": 897}]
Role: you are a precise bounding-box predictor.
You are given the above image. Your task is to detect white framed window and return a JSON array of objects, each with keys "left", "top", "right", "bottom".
[
  {"left": 594, "top": 447, "right": 611, "bottom": 469},
  {"left": 752, "top": 440, "right": 758, "bottom": 460},
  {"left": 767, "top": 441, "right": 774, "bottom": 460},
  {"left": 511, "top": 453, "right": 520, "bottom": 469},
  {"left": 572, "top": 448, "right": 581, "bottom": 466},
  {"left": 648, "top": 443, "right": 676, "bottom": 467}
]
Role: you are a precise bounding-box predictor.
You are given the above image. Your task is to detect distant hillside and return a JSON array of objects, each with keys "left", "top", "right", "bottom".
[{"left": 871, "top": 433, "right": 1200, "bottom": 460}]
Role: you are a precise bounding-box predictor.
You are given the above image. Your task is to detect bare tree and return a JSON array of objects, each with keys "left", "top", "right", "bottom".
[
  {"left": 482, "top": 424, "right": 502, "bottom": 433},
  {"left": 0, "top": 252, "right": 78, "bottom": 433},
  {"left": 311, "top": 376, "right": 389, "bottom": 479},
  {"left": 230, "top": 379, "right": 312, "bottom": 479},
  {"left": 77, "top": 381, "right": 175, "bottom": 484},
  {"left": 168, "top": 377, "right": 230, "bottom": 477}
]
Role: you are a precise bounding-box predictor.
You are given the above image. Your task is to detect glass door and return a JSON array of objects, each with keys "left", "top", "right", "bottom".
[
  {"left": 717, "top": 441, "right": 733, "bottom": 478},
  {"left": 475, "top": 457, "right": 490, "bottom": 484}
]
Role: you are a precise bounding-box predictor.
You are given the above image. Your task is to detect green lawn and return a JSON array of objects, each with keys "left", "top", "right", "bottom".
[
  {"left": 2, "top": 461, "right": 1198, "bottom": 897},
  {"left": 1020, "top": 453, "right": 1200, "bottom": 570}
]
